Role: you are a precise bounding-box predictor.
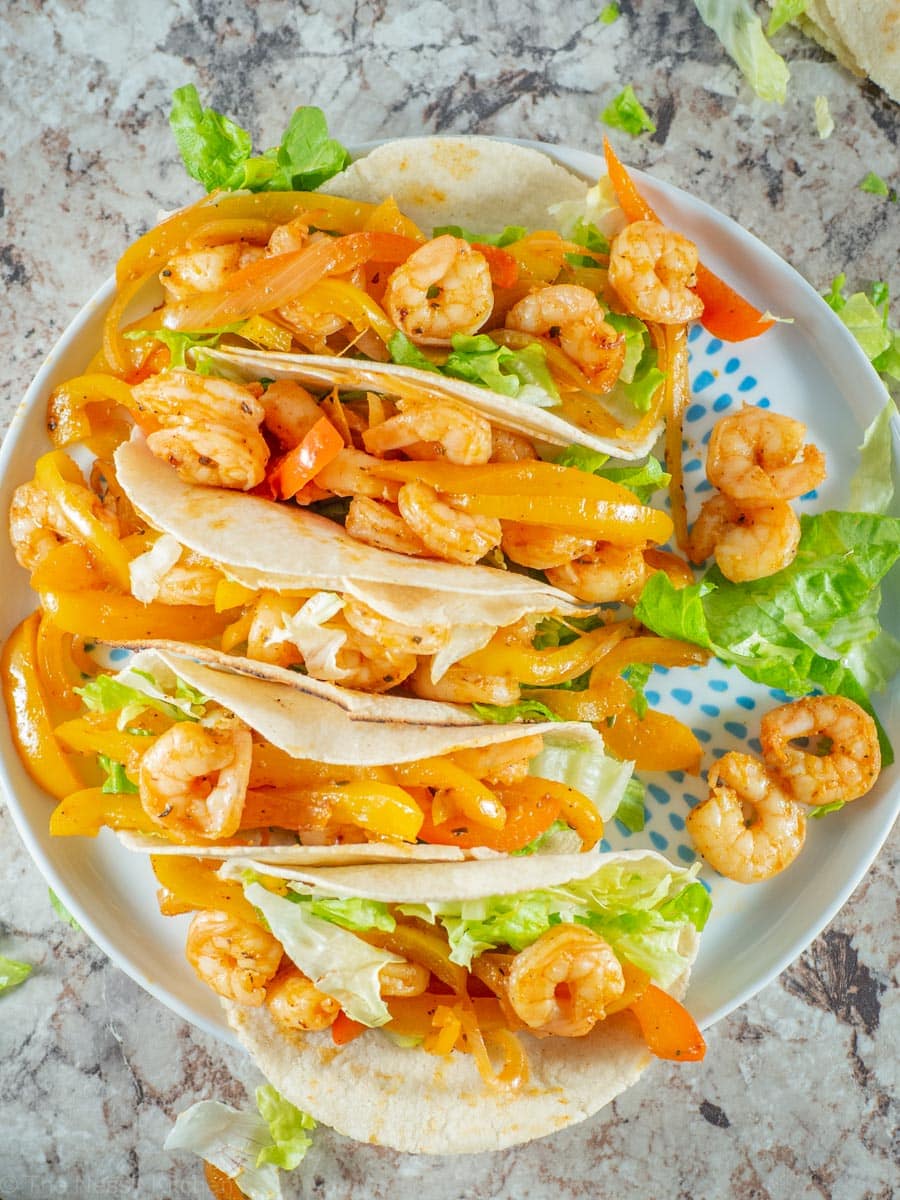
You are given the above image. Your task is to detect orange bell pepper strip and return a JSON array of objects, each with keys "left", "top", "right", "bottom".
[
  {"left": 530, "top": 777, "right": 604, "bottom": 850},
  {"left": 49, "top": 788, "right": 156, "bottom": 836},
  {"left": 204, "top": 1163, "right": 248, "bottom": 1200},
  {"left": 386, "top": 994, "right": 509, "bottom": 1038},
  {"left": 363, "top": 196, "right": 425, "bottom": 240},
  {"left": 29, "top": 542, "right": 103, "bottom": 593},
  {"left": 267, "top": 415, "right": 344, "bottom": 501},
  {"left": 331, "top": 1011, "right": 368, "bottom": 1045},
  {"left": 603, "top": 138, "right": 774, "bottom": 343},
  {"left": 2, "top": 613, "right": 84, "bottom": 800},
  {"left": 40, "top": 589, "right": 236, "bottom": 641},
  {"left": 151, "top": 854, "right": 261, "bottom": 925},
  {"left": 393, "top": 758, "right": 505, "bottom": 830},
  {"left": 417, "top": 782, "right": 561, "bottom": 851},
  {"left": 628, "top": 983, "right": 706, "bottom": 1061},
  {"left": 460, "top": 622, "right": 631, "bottom": 688},
  {"left": 603, "top": 708, "right": 703, "bottom": 775},
  {"left": 35, "top": 615, "right": 85, "bottom": 712},
  {"left": 362, "top": 921, "right": 468, "bottom": 994},
  {"left": 589, "top": 636, "right": 710, "bottom": 679},
  {"left": 449, "top": 491, "right": 674, "bottom": 544},
  {"left": 34, "top": 451, "right": 133, "bottom": 591},
  {"left": 528, "top": 676, "right": 635, "bottom": 723},
  {"left": 472, "top": 243, "right": 519, "bottom": 289}
]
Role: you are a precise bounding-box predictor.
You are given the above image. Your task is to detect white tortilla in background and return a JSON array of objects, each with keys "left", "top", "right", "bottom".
[
  {"left": 222, "top": 849, "right": 700, "bottom": 1154},
  {"left": 824, "top": 0, "right": 899, "bottom": 100},
  {"left": 114, "top": 436, "right": 595, "bottom": 620}
]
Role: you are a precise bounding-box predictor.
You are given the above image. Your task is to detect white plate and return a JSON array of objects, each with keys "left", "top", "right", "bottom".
[{"left": 0, "top": 141, "right": 897, "bottom": 1046}]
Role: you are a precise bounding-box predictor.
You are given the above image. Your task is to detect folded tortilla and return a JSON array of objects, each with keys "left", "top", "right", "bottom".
[{"left": 220, "top": 850, "right": 701, "bottom": 1153}]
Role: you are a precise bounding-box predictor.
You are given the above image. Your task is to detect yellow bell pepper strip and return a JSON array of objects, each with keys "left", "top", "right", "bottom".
[
  {"left": 49, "top": 788, "right": 156, "bottom": 836},
  {"left": 151, "top": 854, "right": 261, "bottom": 925},
  {"left": 589, "top": 636, "right": 710, "bottom": 680},
  {"left": 47, "top": 374, "right": 135, "bottom": 448},
  {"left": 219, "top": 607, "right": 255, "bottom": 653},
  {"left": 248, "top": 744, "right": 393, "bottom": 790},
  {"left": 103, "top": 265, "right": 161, "bottom": 377},
  {"left": 417, "top": 783, "right": 561, "bottom": 852},
  {"left": 653, "top": 323, "right": 691, "bottom": 552},
  {"left": 449, "top": 491, "right": 674, "bottom": 544},
  {"left": 163, "top": 231, "right": 420, "bottom": 331},
  {"left": 214, "top": 579, "right": 258, "bottom": 613},
  {"left": 506, "top": 231, "right": 576, "bottom": 283},
  {"left": 527, "top": 677, "right": 635, "bottom": 723},
  {"left": 35, "top": 615, "right": 86, "bottom": 712},
  {"left": 185, "top": 217, "right": 276, "bottom": 248},
  {"left": 363, "top": 196, "right": 425, "bottom": 240},
  {"left": 294, "top": 279, "right": 396, "bottom": 346},
  {"left": 238, "top": 314, "right": 294, "bottom": 352},
  {"left": 2, "top": 613, "right": 84, "bottom": 800},
  {"left": 460, "top": 621, "right": 632, "bottom": 688},
  {"left": 291, "top": 780, "right": 425, "bottom": 842},
  {"left": 423, "top": 1005, "right": 463, "bottom": 1057},
  {"left": 598, "top": 957, "right": 651, "bottom": 1017},
  {"left": 628, "top": 982, "right": 706, "bottom": 1061},
  {"left": 603, "top": 708, "right": 703, "bottom": 775},
  {"left": 602, "top": 138, "right": 773, "bottom": 344},
  {"left": 116, "top": 191, "right": 387, "bottom": 285},
  {"left": 393, "top": 758, "right": 505, "bottom": 831},
  {"left": 54, "top": 716, "right": 154, "bottom": 774},
  {"left": 527, "top": 777, "right": 604, "bottom": 850},
  {"left": 369, "top": 459, "right": 643, "bottom": 505},
  {"left": 386, "top": 994, "right": 510, "bottom": 1038},
  {"left": 362, "top": 920, "right": 468, "bottom": 995},
  {"left": 267, "top": 415, "right": 345, "bottom": 501},
  {"left": 458, "top": 1005, "right": 527, "bottom": 1091},
  {"left": 644, "top": 548, "right": 696, "bottom": 589},
  {"left": 33, "top": 451, "right": 132, "bottom": 591},
  {"left": 40, "top": 589, "right": 236, "bottom": 641}
]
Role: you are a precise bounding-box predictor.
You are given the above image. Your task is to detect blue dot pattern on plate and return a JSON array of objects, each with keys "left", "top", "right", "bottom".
[{"left": 600, "top": 324, "right": 825, "bottom": 896}]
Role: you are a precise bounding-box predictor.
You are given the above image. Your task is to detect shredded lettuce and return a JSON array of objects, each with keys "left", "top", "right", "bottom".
[
  {"left": 849, "top": 403, "right": 896, "bottom": 515},
  {"left": 823, "top": 276, "right": 900, "bottom": 396},
  {"left": 97, "top": 754, "right": 139, "bottom": 795},
  {"left": 432, "top": 224, "right": 527, "bottom": 247},
  {"left": 389, "top": 331, "right": 559, "bottom": 406},
  {"left": 124, "top": 324, "right": 244, "bottom": 369},
  {"left": 603, "top": 313, "right": 667, "bottom": 412},
  {"left": 165, "top": 1086, "right": 315, "bottom": 1198},
  {"left": 601, "top": 85, "right": 656, "bottom": 136},
  {"left": 472, "top": 699, "right": 561, "bottom": 724},
  {"left": 564, "top": 218, "right": 611, "bottom": 267},
  {"left": 635, "top": 511, "right": 900, "bottom": 761},
  {"left": 614, "top": 776, "right": 647, "bottom": 833},
  {"left": 48, "top": 888, "right": 82, "bottom": 930},
  {"left": 531, "top": 613, "right": 607, "bottom": 650},
  {"left": 598, "top": 2, "right": 620, "bottom": 23},
  {"left": 814, "top": 95, "right": 833, "bottom": 140},
  {"left": 550, "top": 178, "right": 624, "bottom": 244},
  {"left": 245, "top": 883, "right": 401, "bottom": 1026},
  {"left": 529, "top": 726, "right": 632, "bottom": 822},
  {"left": 0, "top": 956, "right": 32, "bottom": 994},
  {"left": 766, "top": 0, "right": 806, "bottom": 36},
  {"left": 307, "top": 896, "right": 396, "bottom": 934},
  {"left": 169, "top": 85, "right": 350, "bottom": 194},
  {"left": 622, "top": 661, "right": 653, "bottom": 718},
  {"left": 398, "top": 855, "right": 703, "bottom": 985},
  {"left": 859, "top": 172, "right": 894, "bottom": 200},
  {"left": 77, "top": 665, "right": 207, "bottom": 729},
  {"left": 693, "top": 0, "right": 790, "bottom": 103},
  {"left": 554, "top": 445, "right": 670, "bottom": 503},
  {"left": 512, "top": 819, "right": 583, "bottom": 856}
]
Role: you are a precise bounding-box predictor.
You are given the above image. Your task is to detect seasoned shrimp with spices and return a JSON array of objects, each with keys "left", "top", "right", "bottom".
[
  {"left": 501, "top": 522, "right": 596, "bottom": 570},
  {"left": 139, "top": 717, "right": 253, "bottom": 840},
  {"left": 608, "top": 220, "right": 703, "bottom": 324},
  {"left": 760, "top": 696, "right": 881, "bottom": 807},
  {"left": 506, "top": 924, "right": 625, "bottom": 1037},
  {"left": 378, "top": 960, "right": 430, "bottom": 997},
  {"left": 409, "top": 658, "right": 520, "bottom": 706},
  {"left": 451, "top": 734, "right": 545, "bottom": 786},
  {"left": 154, "top": 551, "right": 224, "bottom": 607},
  {"left": 160, "top": 242, "right": 263, "bottom": 301},
  {"left": 706, "top": 406, "right": 826, "bottom": 504},
  {"left": 345, "top": 496, "right": 434, "bottom": 557},
  {"left": 133, "top": 370, "right": 269, "bottom": 490},
  {"left": 505, "top": 284, "right": 626, "bottom": 391},
  {"left": 9, "top": 479, "right": 120, "bottom": 572},
  {"left": 545, "top": 543, "right": 649, "bottom": 604},
  {"left": 260, "top": 379, "right": 323, "bottom": 448},
  {"left": 266, "top": 966, "right": 340, "bottom": 1032},
  {"left": 186, "top": 910, "right": 282, "bottom": 1006},
  {"left": 384, "top": 235, "right": 493, "bottom": 345},
  {"left": 398, "top": 480, "right": 502, "bottom": 565},
  {"left": 688, "top": 494, "right": 800, "bottom": 582},
  {"left": 687, "top": 752, "right": 806, "bottom": 884},
  {"left": 363, "top": 396, "right": 493, "bottom": 465},
  {"left": 342, "top": 597, "right": 447, "bottom": 656}
]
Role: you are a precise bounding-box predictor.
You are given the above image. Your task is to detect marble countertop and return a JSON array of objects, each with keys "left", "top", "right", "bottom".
[{"left": 0, "top": 3, "right": 897, "bottom": 1197}]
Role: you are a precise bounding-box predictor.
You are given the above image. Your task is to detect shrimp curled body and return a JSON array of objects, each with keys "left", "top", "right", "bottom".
[
  {"left": 608, "top": 220, "right": 703, "bottom": 325},
  {"left": 185, "top": 910, "right": 282, "bottom": 1006},
  {"left": 384, "top": 235, "right": 493, "bottom": 345},
  {"left": 363, "top": 397, "right": 493, "bottom": 465},
  {"left": 688, "top": 493, "right": 800, "bottom": 583},
  {"left": 760, "top": 696, "right": 881, "bottom": 807},
  {"left": 266, "top": 967, "right": 340, "bottom": 1033},
  {"left": 505, "top": 285, "right": 626, "bottom": 391},
  {"left": 506, "top": 923, "right": 626, "bottom": 1037},
  {"left": 687, "top": 752, "right": 806, "bottom": 884},
  {"left": 706, "top": 406, "right": 826, "bottom": 504},
  {"left": 397, "top": 480, "right": 502, "bottom": 565},
  {"left": 9, "top": 479, "right": 120, "bottom": 572}
]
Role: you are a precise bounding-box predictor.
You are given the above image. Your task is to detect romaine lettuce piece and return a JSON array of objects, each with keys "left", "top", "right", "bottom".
[
  {"left": 601, "top": 85, "right": 656, "bottom": 136},
  {"left": 471, "top": 699, "right": 561, "bottom": 724},
  {"left": 0, "top": 956, "right": 32, "bottom": 994},
  {"left": 529, "top": 725, "right": 633, "bottom": 822},
  {"left": 432, "top": 224, "right": 527, "bottom": 247},
  {"left": 693, "top": 0, "right": 790, "bottom": 103}
]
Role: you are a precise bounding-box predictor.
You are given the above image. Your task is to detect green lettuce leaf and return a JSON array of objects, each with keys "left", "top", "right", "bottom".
[
  {"left": 49, "top": 889, "right": 82, "bottom": 930},
  {"left": 657, "top": 881, "right": 712, "bottom": 931},
  {"left": 601, "top": 85, "right": 656, "bottom": 136},
  {"left": 387, "top": 331, "right": 441, "bottom": 374},
  {"left": 511, "top": 819, "right": 583, "bottom": 856},
  {"left": 766, "top": 0, "right": 806, "bottom": 36},
  {"left": 859, "top": 172, "right": 893, "bottom": 199},
  {"left": 623, "top": 661, "right": 653, "bottom": 718},
  {"left": 308, "top": 896, "right": 396, "bottom": 933},
  {"left": 635, "top": 511, "right": 900, "bottom": 760},
  {"left": 472, "top": 699, "right": 561, "bottom": 724},
  {"left": 554, "top": 445, "right": 609, "bottom": 473},
  {"left": 124, "top": 324, "right": 244, "bottom": 370},
  {"left": 614, "top": 776, "right": 647, "bottom": 832},
  {"left": 389, "top": 331, "right": 559, "bottom": 406},
  {"left": 531, "top": 613, "right": 607, "bottom": 650},
  {"left": 97, "top": 755, "right": 139, "bottom": 796},
  {"left": 809, "top": 799, "right": 845, "bottom": 820},
  {"left": 598, "top": 3, "right": 620, "bottom": 24},
  {"left": 814, "top": 95, "right": 834, "bottom": 140},
  {"left": 554, "top": 444, "right": 670, "bottom": 503},
  {"left": 432, "top": 224, "right": 527, "bottom": 247},
  {"left": 254, "top": 1085, "right": 316, "bottom": 1171},
  {"left": 0, "top": 956, "right": 32, "bottom": 994},
  {"left": 565, "top": 218, "right": 611, "bottom": 267},
  {"left": 528, "top": 726, "right": 632, "bottom": 822},
  {"left": 823, "top": 275, "right": 900, "bottom": 395},
  {"left": 169, "top": 85, "right": 349, "bottom": 194},
  {"left": 849, "top": 403, "right": 896, "bottom": 515},
  {"left": 693, "top": 0, "right": 790, "bottom": 102},
  {"left": 77, "top": 666, "right": 206, "bottom": 729}
]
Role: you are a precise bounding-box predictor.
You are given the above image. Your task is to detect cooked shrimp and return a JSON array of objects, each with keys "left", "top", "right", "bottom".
[
  {"left": 506, "top": 924, "right": 625, "bottom": 1037},
  {"left": 546, "top": 543, "right": 650, "bottom": 604},
  {"left": 706, "top": 406, "right": 826, "bottom": 504},
  {"left": 133, "top": 370, "right": 269, "bottom": 491},
  {"left": 9, "top": 478, "right": 120, "bottom": 572},
  {"left": 490, "top": 428, "right": 537, "bottom": 463},
  {"left": 266, "top": 216, "right": 313, "bottom": 257},
  {"left": 246, "top": 592, "right": 306, "bottom": 668},
  {"left": 384, "top": 235, "right": 493, "bottom": 345},
  {"left": 160, "top": 243, "right": 262, "bottom": 300},
  {"left": 379, "top": 960, "right": 430, "bottom": 998},
  {"left": 266, "top": 966, "right": 339, "bottom": 1032},
  {"left": 138, "top": 718, "right": 252, "bottom": 840},
  {"left": 687, "top": 493, "right": 740, "bottom": 566},
  {"left": 260, "top": 380, "right": 323, "bottom": 448},
  {"left": 332, "top": 628, "right": 418, "bottom": 693},
  {"left": 760, "top": 696, "right": 881, "bottom": 807},
  {"left": 688, "top": 752, "right": 805, "bottom": 883},
  {"left": 363, "top": 396, "right": 493, "bottom": 465},
  {"left": 409, "top": 658, "right": 520, "bottom": 706},
  {"left": 345, "top": 497, "right": 434, "bottom": 557},
  {"left": 397, "top": 481, "right": 502, "bottom": 565},
  {"left": 451, "top": 734, "right": 545, "bottom": 786},
  {"left": 314, "top": 449, "right": 402, "bottom": 502},
  {"left": 506, "top": 284, "right": 626, "bottom": 391},
  {"left": 186, "top": 910, "right": 282, "bottom": 1006},
  {"left": 154, "top": 552, "right": 223, "bottom": 607},
  {"left": 501, "top": 522, "right": 596, "bottom": 570},
  {"left": 608, "top": 220, "right": 703, "bottom": 324},
  {"left": 688, "top": 494, "right": 799, "bottom": 582},
  {"left": 342, "top": 597, "right": 447, "bottom": 656}
]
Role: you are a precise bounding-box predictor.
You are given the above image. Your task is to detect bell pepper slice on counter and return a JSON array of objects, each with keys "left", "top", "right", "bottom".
[
  {"left": 603, "top": 138, "right": 774, "bottom": 343},
  {"left": 628, "top": 983, "right": 706, "bottom": 1061},
  {"left": 39, "top": 590, "right": 236, "bottom": 641},
  {"left": 1, "top": 613, "right": 84, "bottom": 800},
  {"left": 267, "top": 415, "right": 345, "bottom": 501}
]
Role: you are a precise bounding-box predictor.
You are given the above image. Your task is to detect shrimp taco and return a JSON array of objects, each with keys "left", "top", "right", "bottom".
[
  {"left": 45, "top": 647, "right": 633, "bottom": 861},
  {"left": 179, "top": 850, "right": 708, "bottom": 1153}
]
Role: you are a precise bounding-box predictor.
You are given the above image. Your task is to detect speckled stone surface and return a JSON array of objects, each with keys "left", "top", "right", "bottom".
[{"left": 1, "top": 3, "right": 898, "bottom": 1198}]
